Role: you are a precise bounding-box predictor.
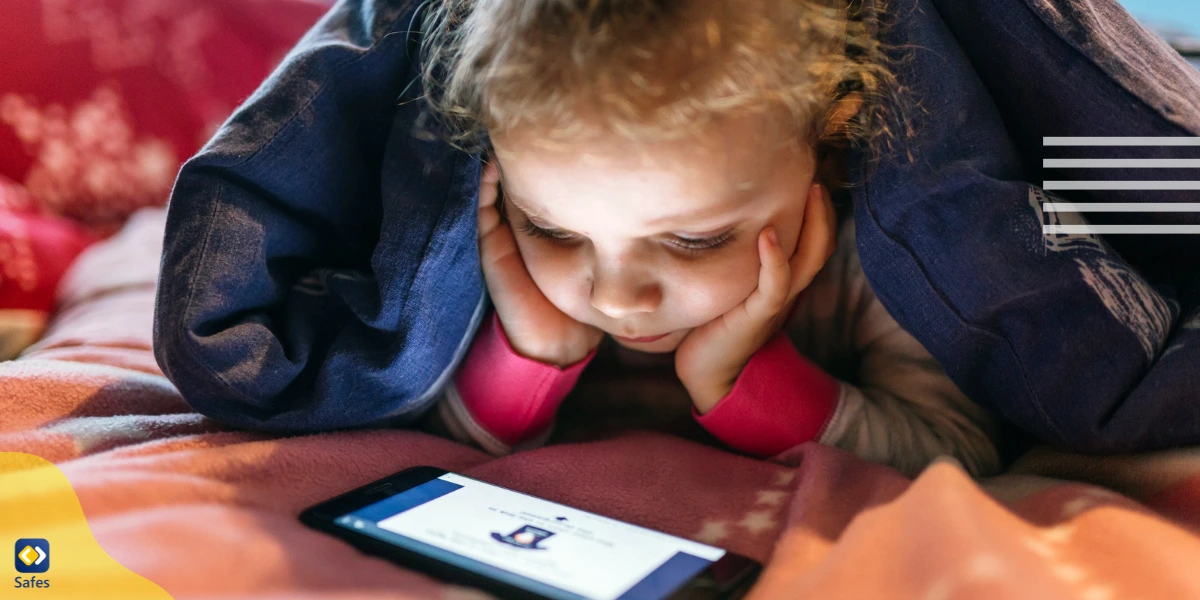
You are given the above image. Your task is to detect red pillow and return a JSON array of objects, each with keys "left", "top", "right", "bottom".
[
  {"left": 0, "top": 0, "right": 331, "bottom": 232},
  {"left": 0, "top": 199, "right": 96, "bottom": 360}
]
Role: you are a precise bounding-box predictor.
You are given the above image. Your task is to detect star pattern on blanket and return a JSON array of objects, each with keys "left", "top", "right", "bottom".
[
  {"left": 694, "top": 520, "right": 731, "bottom": 544},
  {"left": 695, "top": 469, "right": 795, "bottom": 544},
  {"left": 1019, "top": 498, "right": 1123, "bottom": 600},
  {"left": 920, "top": 553, "right": 1009, "bottom": 600},
  {"left": 773, "top": 470, "right": 795, "bottom": 486},
  {"left": 737, "top": 509, "right": 777, "bottom": 536},
  {"left": 755, "top": 489, "right": 788, "bottom": 507}
]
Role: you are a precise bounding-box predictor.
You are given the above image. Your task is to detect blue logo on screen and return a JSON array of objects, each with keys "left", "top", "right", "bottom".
[{"left": 15, "top": 539, "right": 49, "bottom": 573}]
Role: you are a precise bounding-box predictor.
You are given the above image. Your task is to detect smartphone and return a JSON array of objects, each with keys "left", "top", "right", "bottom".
[{"left": 300, "top": 466, "right": 761, "bottom": 600}]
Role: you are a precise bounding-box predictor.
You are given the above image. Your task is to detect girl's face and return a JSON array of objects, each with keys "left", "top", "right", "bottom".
[{"left": 490, "top": 113, "right": 820, "bottom": 354}]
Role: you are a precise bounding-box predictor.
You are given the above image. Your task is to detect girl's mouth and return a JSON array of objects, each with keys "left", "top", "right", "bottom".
[{"left": 613, "top": 332, "right": 669, "bottom": 343}]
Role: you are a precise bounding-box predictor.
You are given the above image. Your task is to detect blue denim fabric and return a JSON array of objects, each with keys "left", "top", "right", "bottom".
[
  {"left": 154, "top": 0, "right": 487, "bottom": 432},
  {"left": 851, "top": 0, "right": 1200, "bottom": 452},
  {"left": 156, "top": 0, "right": 1200, "bottom": 450}
]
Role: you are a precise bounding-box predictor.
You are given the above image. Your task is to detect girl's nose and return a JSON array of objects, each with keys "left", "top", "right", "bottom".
[{"left": 589, "top": 266, "right": 661, "bottom": 320}]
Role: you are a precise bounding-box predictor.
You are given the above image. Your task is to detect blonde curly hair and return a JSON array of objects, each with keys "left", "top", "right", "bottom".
[{"left": 415, "top": 0, "right": 915, "bottom": 188}]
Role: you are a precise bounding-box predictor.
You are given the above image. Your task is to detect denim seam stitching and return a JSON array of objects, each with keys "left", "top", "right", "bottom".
[{"left": 382, "top": 285, "right": 488, "bottom": 421}]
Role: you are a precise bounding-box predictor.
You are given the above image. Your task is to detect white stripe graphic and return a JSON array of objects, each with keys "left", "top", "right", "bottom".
[
  {"left": 1043, "top": 225, "right": 1200, "bottom": 234},
  {"left": 1040, "top": 137, "right": 1199, "bottom": 233},
  {"left": 1043, "top": 181, "right": 1200, "bottom": 190},
  {"left": 1044, "top": 159, "right": 1200, "bottom": 168},
  {"left": 1044, "top": 203, "right": 1200, "bottom": 212},
  {"left": 1043, "top": 137, "right": 1200, "bottom": 146}
]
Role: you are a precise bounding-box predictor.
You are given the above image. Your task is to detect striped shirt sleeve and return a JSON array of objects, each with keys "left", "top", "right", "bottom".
[{"left": 786, "top": 214, "right": 1003, "bottom": 477}]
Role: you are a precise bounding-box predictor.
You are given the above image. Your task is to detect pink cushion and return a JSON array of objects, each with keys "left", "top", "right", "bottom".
[
  {"left": 0, "top": 0, "right": 330, "bottom": 230},
  {"left": 0, "top": 201, "right": 95, "bottom": 359}
]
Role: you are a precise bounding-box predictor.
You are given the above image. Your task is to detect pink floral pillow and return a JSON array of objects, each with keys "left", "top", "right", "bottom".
[{"left": 0, "top": 0, "right": 330, "bottom": 232}]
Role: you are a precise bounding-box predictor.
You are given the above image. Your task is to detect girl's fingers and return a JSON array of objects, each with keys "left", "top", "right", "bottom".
[
  {"left": 482, "top": 160, "right": 500, "bottom": 182},
  {"left": 479, "top": 214, "right": 542, "bottom": 321},
  {"left": 479, "top": 162, "right": 499, "bottom": 210},
  {"left": 743, "top": 227, "right": 791, "bottom": 322},
  {"left": 477, "top": 162, "right": 519, "bottom": 294},
  {"left": 477, "top": 162, "right": 501, "bottom": 238},
  {"left": 475, "top": 162, "right": 548, "bottom": 321}
]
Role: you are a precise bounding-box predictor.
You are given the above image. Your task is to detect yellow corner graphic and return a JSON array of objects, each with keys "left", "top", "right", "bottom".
[{"left": 1, "top": 453, "right": 172, "bottom": 599}]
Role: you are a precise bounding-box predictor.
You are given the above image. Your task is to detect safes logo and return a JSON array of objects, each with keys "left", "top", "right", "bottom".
[
  {"left": 14, "top": 539, "right": 49, "bottom": 574},
  {"left": 13, "top": 539, "right": 51, "bottom": 590}
]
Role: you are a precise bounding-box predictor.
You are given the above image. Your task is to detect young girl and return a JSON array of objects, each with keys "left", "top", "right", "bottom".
[{"left": 416, "top": 0, "right": 1002, "bottom": 477}]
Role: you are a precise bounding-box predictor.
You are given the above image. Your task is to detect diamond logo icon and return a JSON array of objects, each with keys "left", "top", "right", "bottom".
[{"left": 14, "top": 539, "right": 49, "bottom": 573}]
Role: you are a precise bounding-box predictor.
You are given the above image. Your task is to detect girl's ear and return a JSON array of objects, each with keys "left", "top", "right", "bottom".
[{"left": 820, "top": 91, "right": 864, "bottom": 140}]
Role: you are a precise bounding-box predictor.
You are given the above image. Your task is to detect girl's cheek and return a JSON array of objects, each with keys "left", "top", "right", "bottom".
[
  {"left": 688, "top": 265, "right": 758, "bottom": 318},
  {"left": 690, "top": 246, "right": 765, "bottom": 312},
  {"left": 519, "top": 243, "right": 591, "bottom": 308},
  {"left": 518, "top": 240, "right": 573, "bottom": 280}
]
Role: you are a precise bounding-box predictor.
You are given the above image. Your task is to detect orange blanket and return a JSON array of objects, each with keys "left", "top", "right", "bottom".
[{"left": 2, "top": 208, "right": 1199, "bottom": 599}]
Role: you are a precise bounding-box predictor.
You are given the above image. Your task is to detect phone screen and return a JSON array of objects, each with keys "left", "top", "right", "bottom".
[{"left": 333, "top": 472, "right": 727, "bottom": 600}]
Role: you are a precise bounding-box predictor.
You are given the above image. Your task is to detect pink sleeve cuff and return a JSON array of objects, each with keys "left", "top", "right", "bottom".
[
  {"left": 693, "top": 330, "right": 841, "bottom": 457},
  {"left": 452, "top": 311, "right": 596, "bottom": 446}
]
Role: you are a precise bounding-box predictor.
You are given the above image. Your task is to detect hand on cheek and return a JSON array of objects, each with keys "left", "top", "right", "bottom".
[
  {"left": 476, "top": 161, "right": 604, "bottom": 367},
  {"left": 674, "top": 182, "right": 838, "bottom": 413}
]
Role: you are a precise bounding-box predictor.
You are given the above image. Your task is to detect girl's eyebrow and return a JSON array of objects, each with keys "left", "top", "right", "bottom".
[
  {"left": 503, "top": 187, "right": 746, "bottom": 234},
  {"left": 500, "top": 190, "right": 548, "bottom": 222},
  {"left": 645, "top": 196, "right": 744, "bottom": 228}
]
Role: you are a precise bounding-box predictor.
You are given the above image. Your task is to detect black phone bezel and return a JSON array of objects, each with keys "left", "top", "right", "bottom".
[{"left": 298, "top": 466, "right": 761, "bottom": 600}]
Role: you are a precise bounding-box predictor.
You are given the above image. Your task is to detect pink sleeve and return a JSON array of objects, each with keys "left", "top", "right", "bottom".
[
  {"left": 692, "top": 330, "right": 841, "bottom": 457},
  {"left": 446, "top": 310, "right": 596, "bottom": 452}
]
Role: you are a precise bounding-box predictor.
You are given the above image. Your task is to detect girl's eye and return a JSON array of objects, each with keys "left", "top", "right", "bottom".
[
  {"left": 517, "top": 219, "right": 577, "bottom": 242},
  {"left": 517, "top": 217, "right": 737, "bottom": 255},
  {"left": 670, "top": 231, "right": 738, "bottom": 256}
]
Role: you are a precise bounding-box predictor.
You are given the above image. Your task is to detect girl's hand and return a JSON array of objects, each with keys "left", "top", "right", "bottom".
[
  {"left": 476, "top": 161, "right": 605, "bottom": 367},
  {"left": 675, "top": 183, "right": 838, "bottom": 413}
]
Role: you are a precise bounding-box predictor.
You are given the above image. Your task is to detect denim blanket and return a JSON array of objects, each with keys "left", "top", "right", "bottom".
[{"left": 154, "top": 0, "right": 1200, "bottom": 453}]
